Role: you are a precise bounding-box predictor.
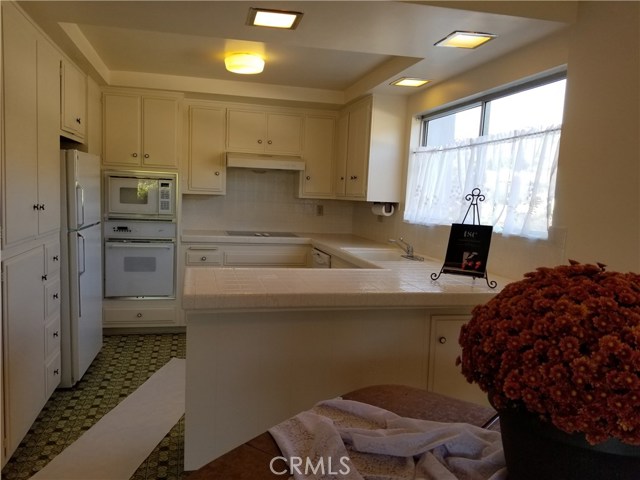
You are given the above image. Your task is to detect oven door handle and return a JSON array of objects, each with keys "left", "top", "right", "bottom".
[{"left": 106, "top": 242, "right": 174, "bottom": 249}]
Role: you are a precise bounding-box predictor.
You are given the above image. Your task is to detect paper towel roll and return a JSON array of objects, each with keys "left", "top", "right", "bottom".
[{"left": 372, "top": 203, "right": 395, "bottom": 216}]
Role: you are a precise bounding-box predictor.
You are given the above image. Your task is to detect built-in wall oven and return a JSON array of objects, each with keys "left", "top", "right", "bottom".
[
  {"left": 103, "top": 171, "right": 178, "bottom": 298},
  {"left": 103, "top": 221, "right": 176, "bottom": 298}
]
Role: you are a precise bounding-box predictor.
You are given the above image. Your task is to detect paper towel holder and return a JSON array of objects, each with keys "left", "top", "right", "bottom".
[{"left": 372, "top": 202, "right": 397, "bottom": 216}]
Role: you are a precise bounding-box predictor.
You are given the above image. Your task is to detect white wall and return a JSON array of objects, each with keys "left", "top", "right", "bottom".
[{"left": 354, "top": 1, "right": 639, "bottom": 279}]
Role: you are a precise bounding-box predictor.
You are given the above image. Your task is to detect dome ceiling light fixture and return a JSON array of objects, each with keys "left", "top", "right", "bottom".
[
  {"left": 224, "top": 53, "right": 265, "bottom": 74},
  {"left": 247, "top": 7, "right": 303, "bottom": 30},
  {"left": 435, "top": 31, "right": 497, "bottom": 49}
]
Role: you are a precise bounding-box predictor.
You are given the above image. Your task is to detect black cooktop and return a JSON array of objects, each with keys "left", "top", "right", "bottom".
[{"left": 226, "top": 231, "right": 298, "bottom": 238}]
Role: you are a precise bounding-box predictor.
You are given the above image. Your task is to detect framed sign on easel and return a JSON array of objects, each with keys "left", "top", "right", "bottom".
[{"left": 431, "top": 188, "right": 497, "bottom": 289}]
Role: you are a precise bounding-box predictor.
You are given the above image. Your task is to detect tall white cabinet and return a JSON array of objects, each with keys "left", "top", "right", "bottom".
[{"left": 1, "top": 3, "right": 63, "bottom": 465}]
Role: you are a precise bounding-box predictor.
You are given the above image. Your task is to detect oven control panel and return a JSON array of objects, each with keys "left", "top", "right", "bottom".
[{"left": 104, "top": 220, "right": 177, "bottom": 239}]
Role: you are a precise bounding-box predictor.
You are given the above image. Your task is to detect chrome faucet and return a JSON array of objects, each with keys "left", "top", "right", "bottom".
[{"left": 389, "top": 237, "right": 424, "bottom": 261}]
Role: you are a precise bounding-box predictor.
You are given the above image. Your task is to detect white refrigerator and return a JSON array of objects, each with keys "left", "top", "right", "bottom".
[{"left": 60, "top": 150, "right": 103, "bottom": 387}]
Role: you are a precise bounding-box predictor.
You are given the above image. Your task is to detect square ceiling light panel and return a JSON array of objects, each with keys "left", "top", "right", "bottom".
[
  {"left": 391, "top": 77, "right": 430, "bottom": 87},
  {"left": 247, "top": 8, "right": 303, "bottom": 29},
  {"left": 435, "top": 31, "right": 497, "bottom": 49}
]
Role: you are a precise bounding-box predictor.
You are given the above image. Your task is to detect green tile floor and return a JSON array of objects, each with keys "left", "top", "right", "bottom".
[{"left": 2, "top": 334, "right": 187, "bottom": 480}]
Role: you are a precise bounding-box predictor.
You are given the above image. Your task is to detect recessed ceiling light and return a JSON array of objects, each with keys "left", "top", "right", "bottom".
[
  {"left": 435, "top": 31, "right": 497, "bottom": 49},
  {"left": 391, "top": 78, "right": 430, "bottom": 87},
  {"left": 225, "top": 53, "right": 265, "bottom": 74},
  {"left": 247, "top": 7, "right": 303, "bottom": 30}
]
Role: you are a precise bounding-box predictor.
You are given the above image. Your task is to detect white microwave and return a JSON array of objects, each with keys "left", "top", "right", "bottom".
[{"left": 106, "top": 172, "right": 176, "bottom": 219}]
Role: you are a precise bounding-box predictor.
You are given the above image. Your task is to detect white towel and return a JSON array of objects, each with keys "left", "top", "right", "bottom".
[{"left": 269, "top": 398, "right": 506, "bottom": 480}]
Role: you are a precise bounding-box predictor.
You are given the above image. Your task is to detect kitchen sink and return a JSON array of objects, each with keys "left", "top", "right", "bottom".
[{"left": 343, "top": 248, "right": 407, "bottom": 261}]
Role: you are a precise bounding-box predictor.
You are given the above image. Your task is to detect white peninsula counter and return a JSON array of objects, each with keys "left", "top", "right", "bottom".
[{"left": 182, "top": 232, "right": 510, "bottom": 470}]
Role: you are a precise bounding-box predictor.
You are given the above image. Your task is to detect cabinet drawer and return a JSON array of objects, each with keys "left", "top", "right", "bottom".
[
  {"left": 45, "top": 316, "right": 61, "bottom": 358},
  {"left": 46, "top": 351, "right": 61, "bottom": 398},
  {"left": 103, "top": 306, "right": 177, "bottom": 326},
  {"left": 44, "top": 278, "right": 61, "bottom": 319},
  {"left": 186, "top": 248, "right": 223, "bottom": 266}
]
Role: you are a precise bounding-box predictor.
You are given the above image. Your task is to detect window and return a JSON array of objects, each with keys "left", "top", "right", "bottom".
[{"left": 405, "top": 76, "right": 566, "bottom": 239}]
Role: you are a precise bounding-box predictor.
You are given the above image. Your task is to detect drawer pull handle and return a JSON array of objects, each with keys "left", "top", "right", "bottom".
[
  {"left": 53, "top": 293, "right": 59, "bottom": 299},
  {"left": 42, "top": 274, "right": 48, "bottom": 281},
  {"left": 137, "top": 313, "right": 143, "bottom": 318},
  {"left": 438, "top": 336, "right": 447, "bottom": 344},
  {"left": 53, "top": 369, "right": 59, "bottom": 375},
  {"left": 53, "top": 255, "right": 59, "bottom": 261},
  {"left": 53, "top": 331, "right": 59, "bottom": 338}
]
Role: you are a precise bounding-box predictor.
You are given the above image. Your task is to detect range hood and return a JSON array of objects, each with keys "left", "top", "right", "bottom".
[{"left": 226, "top": 152, "right": 305, "bottom": 171}]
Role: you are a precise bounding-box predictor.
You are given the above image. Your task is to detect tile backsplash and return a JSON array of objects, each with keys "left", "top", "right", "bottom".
[{"left": 181, "top": 168, "right": 354, "bottom": 233}]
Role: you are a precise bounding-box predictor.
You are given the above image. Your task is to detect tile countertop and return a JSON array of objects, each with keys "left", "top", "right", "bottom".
[{"left": 181, "top": 230, "right": 513, "bottom": 312}]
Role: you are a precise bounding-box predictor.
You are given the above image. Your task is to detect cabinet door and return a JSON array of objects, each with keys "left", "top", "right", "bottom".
[
  {"left": 429, "top": 316, "right": 490, "bottom": 406},
  {"left": 60, "top": 59, "right": 86, "bottom": 139},
  {"left": 37, "top": 38, "right": 62, "bottom": 236},
  {"left": 334, "top": 111, "right": 349, "bottom": 196},
  {"left": 142, "top": 97, "right": 179, "bottom": 167},
  {"left": 300, "top": 115, "right": 335, "bottom": 198},
  {"left": 3, "top": 247, "right": 47, "bottom": 457},
  {"left": 226, "top": 110, "right": 265, "bottom": 152},
  {"left": 2, "top": 4, "right": 39, "bottom": 245},
  {"left": 186, "top": 106, "right": 226, "bottom": 194},
  {"left": 344, "top": 100, "right": 370, "bottom": 198},
  {"left": 103, "top": 93, "right": 142, "bottom": 165},
  {"left": 265, "top": 113, "right": 303, "bottom": 154}
]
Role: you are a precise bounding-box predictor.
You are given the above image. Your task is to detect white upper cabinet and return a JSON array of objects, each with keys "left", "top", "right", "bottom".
[
  {"left": 2, "top": 2, "right": 61, "bottom": 247},
  {"left": 299, "top": 114, "right": 336, "bottom": 198},
  {"left": 184, "top": 104, "right": 226, "bottom": 194},
  {"left": 227, "top": 109, "right": 303, "bottom": 155},
  {"left": 60, "top": 58, "right": 87, "bottom": 142},
  {"left": 335, "top": 95, "right": 405, "bottom": 203},
  {"left": 103, "top": 90, "right": 182, "bottom": 168}
]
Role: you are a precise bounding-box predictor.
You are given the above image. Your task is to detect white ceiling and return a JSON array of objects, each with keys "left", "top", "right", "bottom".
[{"left": 19, "top": 1, "right": 576, "bottom": 105}]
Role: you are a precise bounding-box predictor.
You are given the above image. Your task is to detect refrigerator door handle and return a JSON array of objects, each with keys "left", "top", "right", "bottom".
[
  {"left": 76, "top": 183, "right": 85, "bottom": 227},
  {"left": 78, "top": 232, "right": 86, "bottom": 317}
]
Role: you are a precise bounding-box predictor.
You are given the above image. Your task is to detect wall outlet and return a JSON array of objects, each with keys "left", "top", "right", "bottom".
[{"left": 316, "top": 204, "right": 324, "bottom": 216}]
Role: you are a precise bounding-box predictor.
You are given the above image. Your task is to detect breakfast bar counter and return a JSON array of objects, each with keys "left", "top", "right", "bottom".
[{"left": 182, "top": 232, "right": 511, "bottom": 471}]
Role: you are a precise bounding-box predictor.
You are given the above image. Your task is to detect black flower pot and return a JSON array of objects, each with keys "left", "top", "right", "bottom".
[{"left": 499, "top": 409, "right": 640, "bottom": 480}]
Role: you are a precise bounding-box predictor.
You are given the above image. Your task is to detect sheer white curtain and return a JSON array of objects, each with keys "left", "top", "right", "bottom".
[{"left": 404, "top": 126, "right": 561, "bottom": 239}]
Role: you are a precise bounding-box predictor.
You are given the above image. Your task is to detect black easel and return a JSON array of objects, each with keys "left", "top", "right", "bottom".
[{"left": 431, "top": 188, "right": 497, "bottom": 289}]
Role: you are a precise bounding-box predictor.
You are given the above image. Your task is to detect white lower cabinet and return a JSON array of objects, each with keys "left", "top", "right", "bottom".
[
  {"left": 102, "top": 304, "right": 178, "bottom": 329},
  {"left": 2, "top": 238, "right": 61, "bottom": 463},
  {"left": 428, "top": 315, "right": 490, "bottom": 407},
  {"left": 182, "top": 243, "right": 310, "bottom": 268}
]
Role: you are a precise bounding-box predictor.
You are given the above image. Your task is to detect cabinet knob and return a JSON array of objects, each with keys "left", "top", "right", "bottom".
[
  {"left": 33, "top": 204, "right": 40, "bottom": 211},
  {"left": 53, "top": 293, "right": 59, "bottom": 299},
  {"left": 76, "top": 117, "right": 82, "bottom": 124},
  {"left": 41, "top": 204, "right": 46, "bottom": 210},
  {"left": 132, "top": 153, "right": 138, "bottom": 157},
  {"left": 438, "top": 336, "right": 447, "bottom": 344},
  {"left": 350, "top": 175, "right": 358, "bottom": 180},
  {"left": 53, "top": 369, "right": 59, "bottom": 375},
  {"left": 215, "top": 171, "right": 220, "bottom": 176},
  {"left": 200, "top": 256, "right": 207, "bottom": 261},
  {"left": 144, "top": 154, "right": 150, "bottom": 158},
  {"left": 340, "top": 176, "right": 345, "bottom": 181},
  {"left": 306, "top": 176, "right": 311, "bottom": 181},
  {"left": 267, "top": 140, "right": 272, "bottom": 145},
  {"left": 53, "top": 331, "right": 59, "bottom": 338},
  {"left": 53, "top": 255, "right": 59, "bottom": 261},
  {"left": 257, "top": 139, "right": 263, "bottom": 144},
  {"left": 136, "top": 312, "right": 143, "bottom": 318},
  {"left": 42, "top": 274, "right": 48, "bottom": 281}
]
